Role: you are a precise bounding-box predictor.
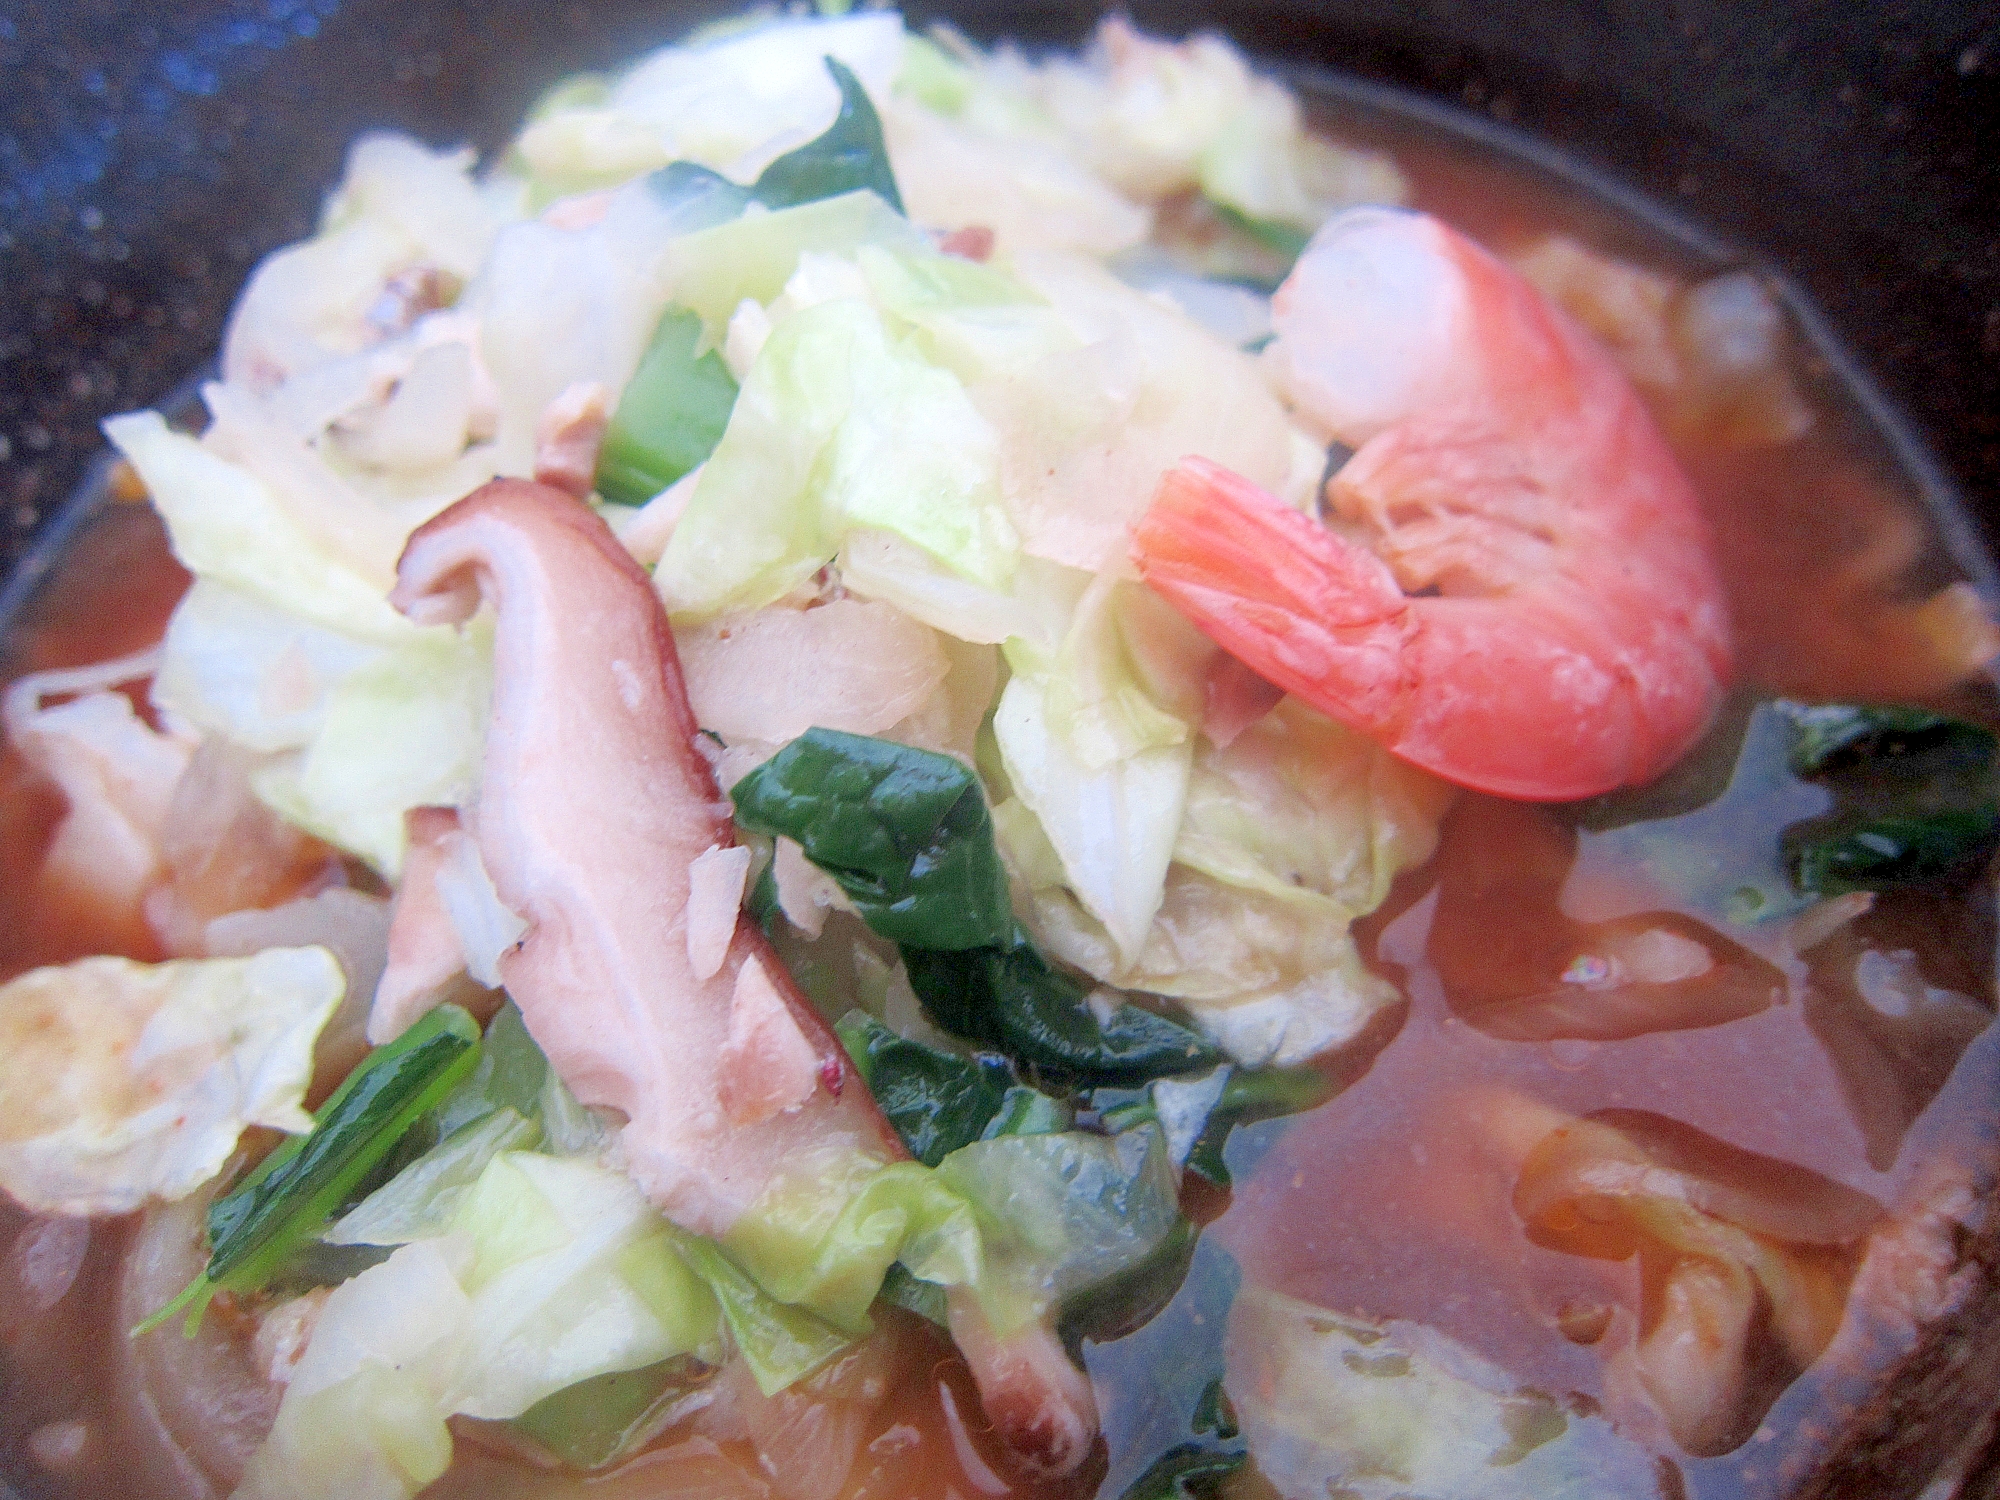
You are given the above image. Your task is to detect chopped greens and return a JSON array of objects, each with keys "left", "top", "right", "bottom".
[
  {"left": 671, "top": 1231, "right": 855, "bottom": 1395},
  {"left": 1100, "top": 1064, "right": 1336, "bottom": 1189},
  {"left": 1059, "top": 1215, "right": 1200, "bottom": 1353},
  {"left": 325, "top": 1106, "right": 543, "bottom": 1247},
  {"left": 1782, "top": 703, "right": 1992, "bottom": 775},
  {"left": 636, "top": 57, "right": 902, "bottom": 230},
  {"left": 510, "top": 1356, "right": 713, "bottom": 1471},
  {"left": 1776, "top": 701, "right": 1999, "bottom": 896},
  {"left": 836, "top": 1011, "right": 1074, "bottom": 1166},
  {"left": 593, "top": 55, "right": 904, "bottom": 507},
  {"left": 732, "top": 729, "right": 1013, "bottom": 949},
  {"left": 750, "top": 56, "right": 905, "bottom": 213},
  {"left": 593, "top": 305, "right": 740, "bottom": 506},
  {"left": 1786, "top": 807, "right": 2000, "bottom": 895},
  {"left": 738, "top": 730, "right": 1218, "bottom": 1083},
  {"left": 1208, "top": 198, "right": 1311, "bottom": 262},
  {"left": 905, "top": 935, "right": 1217, "bottom": 1085},
  {"left": 139, "top": 1005, "right": 482, "bottom": 1334},
  {"left": 1116, "top": 1441, "right": 1247, "bottom": 1500},
  {"left": 836, "top": 1012, "right": 1012, "bottom": 1166}
]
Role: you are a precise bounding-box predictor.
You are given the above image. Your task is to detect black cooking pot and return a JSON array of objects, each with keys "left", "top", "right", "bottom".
[{"left": 1, "top": 1, "right": 1997, "bottom": 1494}]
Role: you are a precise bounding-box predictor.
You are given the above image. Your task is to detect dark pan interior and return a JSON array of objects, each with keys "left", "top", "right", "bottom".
[{"left": 1, "top": 0, "right": 1998, "bottom": 1494}]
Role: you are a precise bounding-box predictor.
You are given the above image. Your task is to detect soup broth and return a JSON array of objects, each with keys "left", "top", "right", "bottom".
[{"left": 1, "top": 27, "right": 1995, "bottom": 1500}]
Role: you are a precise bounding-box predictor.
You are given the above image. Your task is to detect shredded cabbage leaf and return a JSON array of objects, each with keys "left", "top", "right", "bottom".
[
  {"left": 1007, "top": 699, "right": 1453, "bottom": 1066},
  {"left": 657, "top": 289, "right": 1018, "bottom": 619},
  {"left": 1226, "top": 1284, "right": 1658, "bottom": 1499},
  {"left": 0, "top": 949, "right": 343, "bottom": 1216},
  {"left": 105, "top": 411, "right": 492, "bottom": 875},
  {"left": 239, "top": 1151, "right": 723, "bottom": 1500}
]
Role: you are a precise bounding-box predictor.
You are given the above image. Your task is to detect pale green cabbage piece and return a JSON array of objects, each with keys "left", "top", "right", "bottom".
[
  {"left": 669, "top": 191, "right": 927, "bottom": 348},
  {"left": 1226, "top": 1284, "right": 1658, "bottom": 1499},
  {"left": 104, "top": 411, "right": 492, "bottom": 876},
  {"left": 326, "top": 1107, "right": 544, "bottom": 1247},
  {"left": 723, "top": 1147, "right": 983, "bottom": 1336},
  {"left": 250, "top": 618, "right": 493, "bottom": 874},
  {"left": 936, "top": 1122, "right": 1179, "bottom": 1334},
  {"left": 1007, "top": 699, "right": 1454, "bottom": 1066},
  {"left": 995, "top": 675, "right": 1191, "bottom": 968},
  {"left": 245, "top": 1111, "right": 1176, "bottom": 1495},
  {"left": 0, "top": 949, "right": 343, "bottom": 1216},
  {"left": 993, "top": 575, "right": 1204, "bottom": 965},
  {"left": 657, "top": 292, "right": 1019, "bottom": 620},
  {"left": 238, "top": 1152, "right": 724, "bottom": 1500}
]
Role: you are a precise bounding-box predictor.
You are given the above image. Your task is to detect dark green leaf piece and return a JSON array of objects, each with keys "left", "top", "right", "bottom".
[
  {"left": 1187, "top": 1066, "right": 1336, "bottom": 1189},
  {"left": 595, "top": 306, "right": 740, "bottom": 507},
  {"left": 1786, "top": 807, "right": 2000, "bottom": 896},
  {"left": 752, "top": 57, "right": 904, "bottom": 213},
  {"left": 1191, "top": 1377, "right": 1239, "bottom": 1441},
  {"left": 1565, "top": 693, "right": 1760, "bottom": 832},
  {"left": 1775, "top": 701, "right": 2000, "bottom": 895},
  {"left": 732, "top": 728, "right": 1014, "bottom": 950},
  {"left": 903, "top": 933, "right": 1216, "bottom": 1086},
  {"left": 835, "top": 1012, "right": 1011, "bottom": 1167},
  {"left": 138, "top": 1006, "right": 482, "bottom": 1335},
  {"left": 433, "top": 1000, "right": 549, "bottom": 1139},
  {"left": 1060, "top": 1216, "right": 1199, "bottom": 1354},
  {"left": 1116, "top": 1441, "right": 1248, "bottom": 1500},
  {"left": 1781, "top": 703, "right": 1994, "bottom": 777},
  {"left": 878, "top": 1262, "right": 950, "bottom": 1326}
]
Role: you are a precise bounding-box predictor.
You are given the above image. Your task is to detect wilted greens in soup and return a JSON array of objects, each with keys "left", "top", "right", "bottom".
[{"left": 1, "top": 10, "right": 1996, "bottom": 1500}]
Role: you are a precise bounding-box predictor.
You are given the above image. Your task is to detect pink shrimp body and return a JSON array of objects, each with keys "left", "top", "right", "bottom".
[{"left": 1131, "top": 207, "right": 1731, "bottom": 801}]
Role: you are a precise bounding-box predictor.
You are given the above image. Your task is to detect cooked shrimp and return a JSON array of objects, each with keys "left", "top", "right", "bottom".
[{"left": 1131, "top": 207, "right": 1731, "bottom": 800}]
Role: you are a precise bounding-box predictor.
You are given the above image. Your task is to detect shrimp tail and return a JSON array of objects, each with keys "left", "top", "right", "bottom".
[{"left": 1132, "top": 455, "right": 1415, "bottom": 737}]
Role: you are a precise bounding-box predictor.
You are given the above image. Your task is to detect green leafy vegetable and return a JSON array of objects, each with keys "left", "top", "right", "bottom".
[
  {"left": 671, "top": 1232, "right": 855, "bottom": 1395},
  {"left": 732, "top": 729, "right": 1013, "bottom": 950},
  {"left": 636, "top": 56, "right": 901, "bottom": 225},
  {"left": 1099, "top": 1063, "right": 1333, "bottom": 1189},
  {"left": 1060, "top": 1216, "right": 1200, "bottom": 1353},
  {"left": 1777, "top": 701, "right": 1999, "bottom": 896},
  {"left": 1786, "top": 809, "right": 2000, "bottom": 895},
  {"left": 510, "top": 1355, "right": 712, "bottom": 1471},
  {"left": 1782, "top": 703, "right": 1993, "bottom": 776},
  {"left": 432, "top": 1001, "right": 548, "bottom": 1137},
  {"left": 138, "top": 1006, "right": 482, "bottom": 1334},
  {"left": 646, "top": 159, "right": 755, "bottom": 228},
  {"left": 594, "top": 306, "right": 741, "bottom": 507},
  {"left": 984, "top": 1083, "right": 1070, "bottom": 1139},
  {"left": 938, "top": 1124, "right": 1181, "bottom": 1334},
  {"left": 325, "top": 1106, "right": 543, "bottom": 1248},
  {"left": 1185, "top": 1067, "right": 1335, "bottom": 1188},
  {"left": 1207, "top": 199, "right": 1310, "bottom": 262},
  {"left": 905, "top": 934, "right": 1216, "bottom": 1085},
  {"left": 835, "top": 1012, "right": 1011, "bottom": 1167},
  {"left": 878, "top": 1261, "right": 950, "bottom": 1326},
  {"left": 1116, "top": 1441, "right": 1247, "bottom": 1500},
  {"left": 751, "top": 56, "right": 904, "bottom": 213}
]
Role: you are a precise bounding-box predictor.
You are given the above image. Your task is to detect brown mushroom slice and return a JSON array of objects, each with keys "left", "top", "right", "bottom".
[
  {"left": 391, "top": 478, "right": 1097, "bottom": 1475},
  {"left": 1514, "top": 1108, "right": 1882, "bottom": 1455}
]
